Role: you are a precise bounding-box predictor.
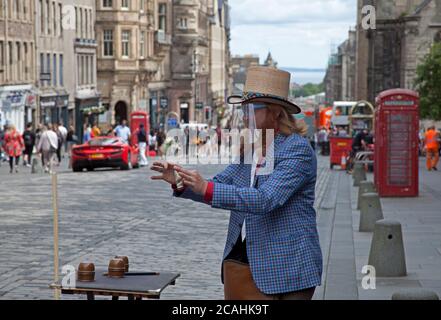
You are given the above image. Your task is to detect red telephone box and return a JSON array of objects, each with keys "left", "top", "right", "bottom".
[
  {"left": 130, "top": 111, "right": 150, "bottom": 146},
  {"left": 374, "top": 89, "right": 419, "bottom": 197}
]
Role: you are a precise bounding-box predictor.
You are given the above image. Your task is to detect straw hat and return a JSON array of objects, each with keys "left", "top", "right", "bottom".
[{"left": 227, "top": 66, "right": 301, "bottom": 114}]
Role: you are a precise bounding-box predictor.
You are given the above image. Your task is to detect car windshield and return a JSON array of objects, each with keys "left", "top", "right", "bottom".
[{"left": 88, "top": 138, "right": 120, "bottom": 146}]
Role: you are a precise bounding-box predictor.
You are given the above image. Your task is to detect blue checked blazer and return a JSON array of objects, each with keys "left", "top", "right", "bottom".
[{"left": 175, "top": 133, "right": 323, "bottom": 294}]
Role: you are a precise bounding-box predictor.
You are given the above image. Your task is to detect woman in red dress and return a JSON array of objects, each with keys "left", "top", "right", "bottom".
[{"left": 4, "top": 125, "right": 24, "bottom": 173}]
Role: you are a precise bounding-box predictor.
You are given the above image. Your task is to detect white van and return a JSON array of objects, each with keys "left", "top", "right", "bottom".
[{"left": 331, "top": 101, "right": 357, "bottom": 127}]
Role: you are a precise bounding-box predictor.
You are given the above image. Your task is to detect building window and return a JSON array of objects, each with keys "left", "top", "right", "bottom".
[
  {"left": 177, "top": 17, "right": 187, "bottom": 29},
  {"left": 75, "top": 7, "right": 80, "bottom": 38},
  {"left": 46, "top": 53, "right": 50, "bottom": 85},
  {"left": 90, "top": 55, "right": 93, "bottom": 83},
  {"left": 40, "top": 53, "right": 44, "bottom": 86},
  {"left": 0, "top": 41, "right": 4, "bottom": 71},
  {"left": 77, "top": 55, "right": 80, "bottom": 85},
  {"left": 16, "top": 42, "right": 20, "bottom": 80},
  {"left": 59, "top": 54, "right": 63, "bottom": 86},
  {"left": 121, "top": 30, "right": 130, "bottom": 58},
  {"left": 140, "top": 31, "right": 145, "bottom": 58},
  {"left": 23, "top": 43, "right": 28, "bottom": 79},
  {"left": 53, "top": 54, "right": 57, "bottom": 86},
  {"left": 40, "top": 0, "right": 44, "bottom": 33},
  {"left": 81, "top": 55, "right": 85, "bottom": 85},
  {"left": 46, "top": 0, "right": 50, "bottom": 35},
  {"left": 158, "top": 3, "right": 166, "bottom": 32},
  {"left": 103, "top": 29, "right": 113, "bottom": 57},
  {"left": 15, "top": 0, "right": 19, "bottom": 19},
  {"left": 121, "top": 0, "right": 129, "bottom": 10},
  {"left": 85, "top": 8, "right": 88, "bottom": 39},
  {"left": 53, "top": 1, "right": 56, "bottom": 37},
  {"left": 8, "top": 42, "right": 13, "bottom": 81},
  {"left": 59, "top": 3, "right": 62, "bottom": 36},
  {"left": 89, "top": 9, "right": 93, "bottom": 39},
  {"left": 79, "top": 8, "right": 83, "bottom": 38},
  {"left": 85, "top": 55, "right": 89, "bottom": 84},
  {"left": 103, "top": 0, "right": 112, "bottom": 8},
  {"left": 23, "top": 0, "right": 28, "bottom": 20}
]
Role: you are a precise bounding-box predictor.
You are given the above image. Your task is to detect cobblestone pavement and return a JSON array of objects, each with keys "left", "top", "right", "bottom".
[
  {"left": 0, "top": 154, "right": 331, "bottom": 300},
  {"left": 1, "top": 154, "right": 439, "bottom": 300}
]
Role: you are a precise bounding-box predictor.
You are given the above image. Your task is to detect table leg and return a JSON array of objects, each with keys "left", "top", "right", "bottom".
[
  {"left": 136, "top": 297, "right": 142, "bottom": 301},
  {"left": 128, "top": 295, "right": 134, "bottom": 301},
  {"left": 112, "top": 296, "right": 119, "bottom": 301},
  {"left": 86, "top": 292, "right": 95, "bottom": 300}
]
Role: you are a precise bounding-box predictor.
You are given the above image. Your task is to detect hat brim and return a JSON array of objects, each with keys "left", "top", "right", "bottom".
[{"left": 227, "top": 95, "right": 302, "bottom": 114}]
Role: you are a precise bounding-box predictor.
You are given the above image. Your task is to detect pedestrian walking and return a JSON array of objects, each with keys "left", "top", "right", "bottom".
[
  {"left": 37, "top": 124, "right": 58, "bottom": 173},
  {"left": 58, "top": 121, "right": 68, "bottom": 154},
  {"left": 22, "top": 123, "right": 36, "bottom": 167},
  {"left": 54, "top": 124, "right": 64, "bottom": 165},
  {"left": 66, "top": 125, "right": 78, "bottom": 169},
  {"left": 150, "top": 66, "right": 322, "bottom": 300},
  {"left": 156, "top": 129, "right": 166, "bottom": 159},
  {"left": 92, "top": 122, "right": 101, "bottom": 138},
  {"left": 137, "top": 123, "right": 149, "bottom": 166},
  {"left": 4, "top": 124, "right": 24, "bottom": 173},
  {"left": 0, "top": 124, "right": 6, "bottom": 166},
  {"left": 424, "top": 125, "right": 440, "bottom": 171},
  {"left": 83, "top": 124, "right": 93, "bottom": 143}
]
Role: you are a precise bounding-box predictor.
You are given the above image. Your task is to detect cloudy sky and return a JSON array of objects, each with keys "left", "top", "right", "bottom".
[{"left": 229, "top": 0, "right": 357, "bottom": 69}]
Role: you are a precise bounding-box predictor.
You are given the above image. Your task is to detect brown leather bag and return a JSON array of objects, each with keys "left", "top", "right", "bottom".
[{"left": 223, "top": 260, "right": 272, "bottom": 300}]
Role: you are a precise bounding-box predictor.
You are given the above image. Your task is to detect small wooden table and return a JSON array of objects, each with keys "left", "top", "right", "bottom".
[{"left": 50, "top": 271, "right": 180, "bottom": 300}]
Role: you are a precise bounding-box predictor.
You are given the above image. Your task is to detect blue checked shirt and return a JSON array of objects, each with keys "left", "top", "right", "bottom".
[{"left": 174, "top": 133, "right": 323, "bottom": 294}]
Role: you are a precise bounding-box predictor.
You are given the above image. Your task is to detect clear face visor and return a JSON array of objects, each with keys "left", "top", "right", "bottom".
[{"left": 231, "top": 102, "right": 267, "bottom": 131}]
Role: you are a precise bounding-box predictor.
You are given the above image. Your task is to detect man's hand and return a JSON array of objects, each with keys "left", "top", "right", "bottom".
[
  {"left": 150, "top": 161, "right": 178, "bottom": 185},
  {"left": 174, "top": 167, "right": 208, "bottom": 196}
]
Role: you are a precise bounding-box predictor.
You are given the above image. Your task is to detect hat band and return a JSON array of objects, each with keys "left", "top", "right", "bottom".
[{"left": 242, "top": 91, "right": 287, "bottom": 102}]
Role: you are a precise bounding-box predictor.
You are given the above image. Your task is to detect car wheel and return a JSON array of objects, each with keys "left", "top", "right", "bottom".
[{"left": 86, "top": 167, "right": 94, "bottom": 172}]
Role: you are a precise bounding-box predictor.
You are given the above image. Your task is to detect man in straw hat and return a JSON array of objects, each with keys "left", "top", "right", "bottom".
[{"left": 150, "top": 66, "right": 322, "bottom": 300}]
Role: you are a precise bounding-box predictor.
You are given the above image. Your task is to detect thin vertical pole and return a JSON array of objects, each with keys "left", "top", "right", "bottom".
[{"left": 52, "top": 172, "right": 60, "bottom": 300}]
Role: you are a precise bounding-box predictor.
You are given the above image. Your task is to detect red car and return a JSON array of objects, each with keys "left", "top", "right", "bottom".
[{"left": 71, "top": 137, "right": 139, "bottom": 172}]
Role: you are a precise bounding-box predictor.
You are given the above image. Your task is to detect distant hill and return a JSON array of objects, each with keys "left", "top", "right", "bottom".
[{"left": 281, "top": 67, "right": 326, "bottom": 73}]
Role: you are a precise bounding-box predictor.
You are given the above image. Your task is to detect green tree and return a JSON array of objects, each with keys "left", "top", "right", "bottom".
[
  {"left": 415, "top": 42, "right": 441, "bottom": 120},
  {"left": 291, "top": 82, "right": 324, "bottom": 98}
]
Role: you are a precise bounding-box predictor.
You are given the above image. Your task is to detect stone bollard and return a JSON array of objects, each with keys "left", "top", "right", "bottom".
[
  {"left": 353, "top": 163, "right": 366, "bottom": 187},
  {"left": 357, "top": 181, "right": 376, "bottom": 210},
  {"left": 368, "top": 219, "right": 407, "bottom": 277},
  {"left": 359, "top": 192, "right": 384, "bottom": 232},
  {"left": 392, "top": 289, "right": 439, "bottom": 300},
  {"left": 31, "top": 158, "right": 41, "bottom": 174}
]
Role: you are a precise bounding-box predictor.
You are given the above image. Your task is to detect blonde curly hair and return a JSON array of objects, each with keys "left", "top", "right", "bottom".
[{"left": 267, "top": 104, "right": 308, "bottom": 136}]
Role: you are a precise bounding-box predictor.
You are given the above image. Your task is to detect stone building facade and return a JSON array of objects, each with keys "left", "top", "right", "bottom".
[
  {"left": 324, "top": 30, "right": 356, "bottom": 104},
  {"left": 96, "top": 0, "right": 165, "bottom": 127},
  {"left": 0, "top": 0, "right": 37, "bottom": 132},
  {"left": 356, "top": 0, "right": 441, "bottom": 102},
  {"left": 169, "top": 0, "right": 230, "bottom": 126}
]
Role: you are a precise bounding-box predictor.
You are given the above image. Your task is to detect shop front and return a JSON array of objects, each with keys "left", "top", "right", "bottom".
[
  {"left": 0, "top": 84, "right": 37, "bottom": 132},
  {"left": 39, "top": 89, "right": 69, "bottom": 126},
  {"left": 75, "top": 91, "right": 102, "bottom": 143}
]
